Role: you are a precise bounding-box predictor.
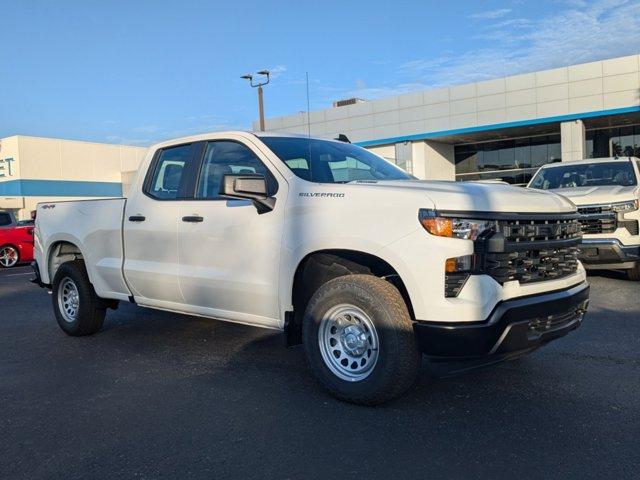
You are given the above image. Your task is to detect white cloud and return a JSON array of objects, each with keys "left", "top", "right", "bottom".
[
  {"left": 468, "top": 8, "right": 512, "bottom": 19},
  {"left": 268, "top": 65, "right": 287, "bottom": 79},
  {"left": 341, "top": 0, "right": 640, "bottom": 98}
]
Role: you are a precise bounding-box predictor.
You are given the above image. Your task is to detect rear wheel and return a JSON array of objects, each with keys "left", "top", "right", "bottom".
[
  {"left": 303, "top": 274, "right": 420, "bottom": 405},
  {"left": 627, "top": 263, "right": 640, "bottom": 281},
  {"left": 0, "top": 245, "right": 19, "bottom": 268},
  {"left": 52, "top": 260, "right": 106, "bottom": 336}
]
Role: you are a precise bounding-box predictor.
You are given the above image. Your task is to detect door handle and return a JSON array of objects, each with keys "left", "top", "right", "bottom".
[
  {"left": 182, "top": 215, "right": 204, "bottom": 223},
  {"left": 128, "top": 215, "right": 146, "bottom": 222}
]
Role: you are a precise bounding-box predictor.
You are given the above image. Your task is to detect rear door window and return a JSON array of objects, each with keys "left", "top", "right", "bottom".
[{"left": 145, "top": 144, "right": 195, "bottom": 200}]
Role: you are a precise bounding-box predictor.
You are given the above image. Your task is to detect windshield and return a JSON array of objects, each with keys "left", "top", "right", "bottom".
[
  {"left": 259, "top": 136, "right": 413, "bottom": 183},
  {"left": 529, "top": 161, "right": 637, "bottom": 190}
]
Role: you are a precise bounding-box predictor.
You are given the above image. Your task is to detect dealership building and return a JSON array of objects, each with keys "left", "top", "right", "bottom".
[
  {"left": 258, "top": 54, "right": 640, "bottom": 184},
  {"left": 0, "top": 136, "right": 147, "bottom": 220}
]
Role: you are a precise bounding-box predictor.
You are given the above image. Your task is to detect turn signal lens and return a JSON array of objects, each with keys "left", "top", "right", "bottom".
[
  {"left": 445, "top": 255, "right": 474, "bottom": 273},
  {"left": 445, "top": 257, "right": 457, "bottom": 273},
  {"left": 420, "top": 217, "right": 453, "bottom": 237}
]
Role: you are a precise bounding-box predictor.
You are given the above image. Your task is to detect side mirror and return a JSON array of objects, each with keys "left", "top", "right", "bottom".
[{"left": 220, "top": 174, "right": 276, "bottom": 214}]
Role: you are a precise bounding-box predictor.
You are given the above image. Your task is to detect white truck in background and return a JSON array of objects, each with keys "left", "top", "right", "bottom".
[
  {"left": 528, "top": 157, "right": 640, "bottom": 280},
  {"left": 33, "top": 132, "right": 590, "bottom": 404}
]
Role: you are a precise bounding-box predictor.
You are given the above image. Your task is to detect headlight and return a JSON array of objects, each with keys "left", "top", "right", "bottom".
[
  {"left": 611, "top": 200, "right": 639, "bottom": 213},
  {"left": 418, "top": 209, "right": 496, "bottom": 240}
]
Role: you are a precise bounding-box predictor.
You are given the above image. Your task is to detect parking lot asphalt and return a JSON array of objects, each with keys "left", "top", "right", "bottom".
[{"left": 1, "top": 265, "right": 638, "bottom": 480}]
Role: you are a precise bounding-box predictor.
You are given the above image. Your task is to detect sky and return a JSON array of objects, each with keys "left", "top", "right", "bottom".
[{"left": 1, "top": 0, "right": 639, "bottom": 146}]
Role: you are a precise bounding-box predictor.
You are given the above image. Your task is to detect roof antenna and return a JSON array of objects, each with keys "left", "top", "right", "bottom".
[{"left": 305, "top": 72, "right": 311, "bottom": 139}]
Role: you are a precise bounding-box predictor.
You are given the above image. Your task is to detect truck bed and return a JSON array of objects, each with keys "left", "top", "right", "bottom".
[{"left": 35, "top": 198, "right": 131, "bottom": 300}]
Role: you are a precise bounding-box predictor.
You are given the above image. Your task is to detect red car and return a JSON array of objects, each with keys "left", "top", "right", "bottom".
[{"left": 0, "top": 210, "right": 35, "bottom": 268}]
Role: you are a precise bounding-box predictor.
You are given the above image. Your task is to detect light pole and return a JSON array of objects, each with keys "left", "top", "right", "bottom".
[{"left": 241, "top": 70, "right": 270, "bottom": 131}]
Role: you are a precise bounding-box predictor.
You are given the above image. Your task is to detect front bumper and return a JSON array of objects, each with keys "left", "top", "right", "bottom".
[
  {"left": 578, "top": 239, "right": 639, "bottom": 269},
  {"left": 413, "top": 281, "right": 589, "bottom": 360}
]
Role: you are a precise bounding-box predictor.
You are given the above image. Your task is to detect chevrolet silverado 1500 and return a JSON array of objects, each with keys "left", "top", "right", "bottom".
[
  {"left": 33, "top": 132, "right": 590, "bottom": 404},
  {"left": 528, "top": 157, "right": 640, "bottom": 280}
]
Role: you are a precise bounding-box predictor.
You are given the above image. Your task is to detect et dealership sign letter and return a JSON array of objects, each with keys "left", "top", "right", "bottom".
[{"left": 0, "top": 158, "right": 15, "bottom": 177}]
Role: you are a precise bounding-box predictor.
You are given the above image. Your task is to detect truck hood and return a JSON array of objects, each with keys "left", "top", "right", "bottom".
[
  {"left": 352, "top": 180, "right": 576, "bottom": 213},
  {"left": 546, "top": 185, "right": 639, "bottom": 206}
]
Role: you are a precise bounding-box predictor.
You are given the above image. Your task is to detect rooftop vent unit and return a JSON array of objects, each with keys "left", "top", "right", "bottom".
[{"left": 332, "top": 98, "right": 366, "bottom": 108}]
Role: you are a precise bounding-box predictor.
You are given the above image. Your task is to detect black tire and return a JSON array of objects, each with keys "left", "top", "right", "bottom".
[
  {"left": 0, "top": 244, "right": 19, "bottom": 268},
  {"left": 302, "top": 274, "right": 420, "bottom": 405},
  {"left": 52, "top": 260, "right": 106, "bottom": 336},
  {"left": 627, "top": 263, "right": 640, "bottom": 281}
]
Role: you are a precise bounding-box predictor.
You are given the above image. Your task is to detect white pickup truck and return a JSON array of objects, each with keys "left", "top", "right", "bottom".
[
  {"left": 528, "top": 157, "right": 640, "bottom": 280},
  {"left": 33, "top": 132, "right": 590, "bottom": 404}
]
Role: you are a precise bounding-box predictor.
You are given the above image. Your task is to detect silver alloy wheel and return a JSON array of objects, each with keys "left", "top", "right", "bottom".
[
  {"left": 0, "top": 246, "right": 19, "bottom": 268},
  {"left": 318, "top": 303, "right": 380, "bottom": 382},
  {"left": 58, "top": 277, "right": 80, "bottom": 323}
]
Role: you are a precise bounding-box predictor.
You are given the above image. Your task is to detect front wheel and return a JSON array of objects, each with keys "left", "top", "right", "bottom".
[
  {"left": 0, "top": 245, "right": 19, "bottom": 268},
  {"left": 52, "top": 260, "right": 106, "bottom": 336},
  {"left": 303, "top": 274, "right": 420, "bottom": 405}
]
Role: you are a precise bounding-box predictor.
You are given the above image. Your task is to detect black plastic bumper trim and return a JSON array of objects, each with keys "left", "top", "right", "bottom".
[
  {"left": 413, "top": 282, "right": 589, "bottom": 358},
  {"left": 578, "top": 239, "right": 639, "bottom": 265}
]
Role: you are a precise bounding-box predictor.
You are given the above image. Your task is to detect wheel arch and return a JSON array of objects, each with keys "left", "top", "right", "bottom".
[
  {"left": 46, "top": 240, "right": 85, "bottom": 283},
  {"left": 286, "top": 249, "right": 415, "bottom": 345}
]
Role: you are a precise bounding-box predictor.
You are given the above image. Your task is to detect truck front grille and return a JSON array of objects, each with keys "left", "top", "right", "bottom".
[
  {"left": 474, "top": 215, "right": 581, "bottom": 285},
  {"left": 577, "top": 205, "right": 617, "bottom": 235},
  {"left": 483, "top": 246, "right": 580, "bottom": 284}
]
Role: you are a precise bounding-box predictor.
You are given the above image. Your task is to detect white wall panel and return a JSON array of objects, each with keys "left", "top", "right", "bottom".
[
  {"left": 450, "top": 98, "right": 476, "bottom": 115},
  {"left": 569, "top": 94, "right": 604, "bottom": 113},
  {"left": 568, "top": 61, "right": 602, "bottom": 82},
  {"left": 535, "top": 67, "right": 568, "bottom": 87},
  {"left": 603, "top": 72, "right": 639, "bottom": 93},
  {"left": 450, "top": 83, "right": 476, "bottom": 100},
  {"left": 506, "top": 88, "right": 536, "bottom": 107},
  {"left": 476, "top": 78, "right": 505, "bottom": 96},
  {"left": 537, "top": 83, "right": 568, "bottom": 103},
  {"left": 505, "top": 72, "right": 536, "bottom": 91},
  {"left": 477, "top": 109, "right": 507, "bottom": 125},
  {"left": 477, "top": 93, "right": 506, "bottom": 111},
  {"left": 449, "top": 113, "right": 476, "bottom": 129},
  {"left": 568, "top": 78, "right": 602, "bottom": 98},
  {"left": 603, "top": 90, "right": 640, "bottom": 109},
  {"left": 423, "top": 102, "right": 450, "bottom": 118},
  {"left": 602, "top": 55, "right": 639, "bottom": 76},
  {"left": 537, "top": 99, "right": 569, "bottom": 117},
  {"left": 423, "top": 87, "right": 449, "bottom": 104}
]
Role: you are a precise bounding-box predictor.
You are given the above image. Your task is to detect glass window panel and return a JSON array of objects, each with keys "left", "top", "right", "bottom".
[
  {"left": 619, "top": 126, "right": 635, "bottom": 157},
  {"left": 585, "top": 130, "right": 595, "bottom": 158},
  {"left": 514, "top": 138, "right": 531, "bottom": 168},
  {"left": 455, "top": 149, "right": 478, "bottom": 174},
  {"left": 530, "top": 136, "right": 548, "bottom": 167},
  {"left": 498, "top": 141, "right": 516, "bottom": 170},
  {"left": 547, "top": 135, "right": 561, "bottom": 162},
  {"left": 482, "top": 147, "right": 499, "bottom": 171},
  {"left": 197, "top": 141, "right": 277, "bottom": 199},
  {"left": 147, "top": 144, "right": 192, "bottom": 200}
]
